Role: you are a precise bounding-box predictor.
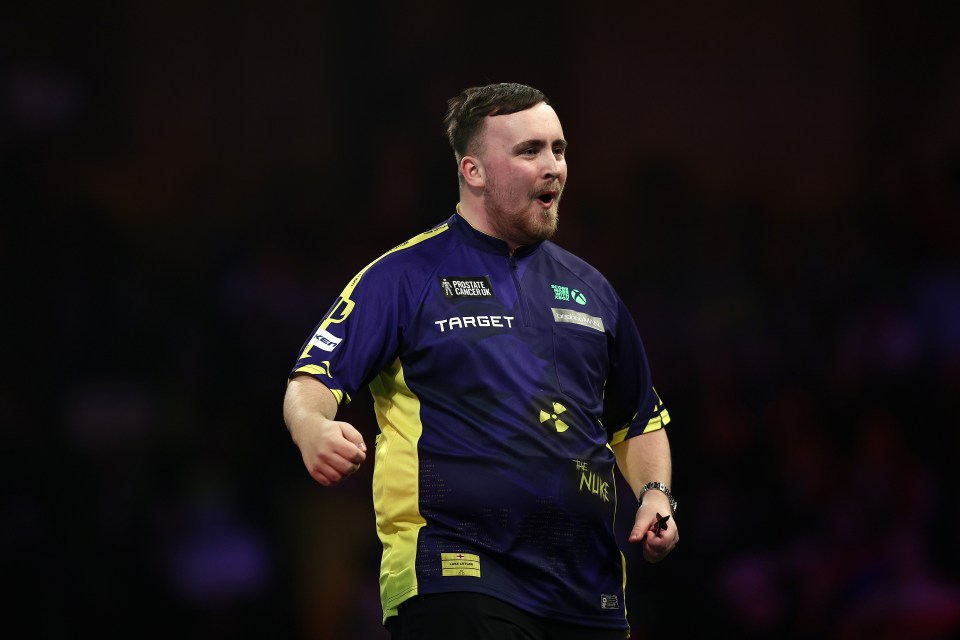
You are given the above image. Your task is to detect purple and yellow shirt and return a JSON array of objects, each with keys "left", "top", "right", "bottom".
[{"left": 290, "top": 211, "right": 670, "bottom": 629}]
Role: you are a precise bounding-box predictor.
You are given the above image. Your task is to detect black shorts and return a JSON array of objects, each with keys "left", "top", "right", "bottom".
[{"left": 387, "top": 592, "right": 630, "bottom": 640}]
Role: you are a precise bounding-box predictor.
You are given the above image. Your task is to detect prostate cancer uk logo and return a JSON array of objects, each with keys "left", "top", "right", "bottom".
[{"left": 439, "top": 276, "right": 494, "bottom": 299}]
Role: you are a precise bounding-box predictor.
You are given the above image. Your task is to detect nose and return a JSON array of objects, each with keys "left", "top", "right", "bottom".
[{"left": 543, "top": 152, "right": 564, "bottom": 179}]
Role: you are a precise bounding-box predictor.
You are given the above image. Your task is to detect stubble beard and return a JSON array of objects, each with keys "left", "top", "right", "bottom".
[{"left": 485, "top": 183, "right": 562, "bottom": 247}]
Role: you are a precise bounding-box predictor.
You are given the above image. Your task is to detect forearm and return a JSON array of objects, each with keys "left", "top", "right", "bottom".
[
  {"left": 283, "top": 374, "right": 340, "bottom": 445},
  {"left": 613, "top": 428, "right": 673, "bottom": 504}
]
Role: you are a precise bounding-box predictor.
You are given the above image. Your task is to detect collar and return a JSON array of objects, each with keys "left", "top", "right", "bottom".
[{"left": 449, "top": 205, "right": 543, "bottom": 258}]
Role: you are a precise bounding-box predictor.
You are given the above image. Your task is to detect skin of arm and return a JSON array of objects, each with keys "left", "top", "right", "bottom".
[
  {"left": 283, "top": 374, "right": 367, "bottom": 486},
  {"left": 612, "top": 428, "right": 680, "bottom": 562}
]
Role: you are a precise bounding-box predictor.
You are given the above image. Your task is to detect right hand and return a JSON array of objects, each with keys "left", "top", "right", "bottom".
[
  {"left": 628, "top": 498, "right": 679, "bottom": 563},
  {"left": 298, "top": 418, "right": 367, "bottom": 486}
]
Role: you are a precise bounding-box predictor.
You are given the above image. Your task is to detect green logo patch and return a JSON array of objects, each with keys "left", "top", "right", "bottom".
[{"left": 551, "top": 284, "right": 586, "bottom": 305}]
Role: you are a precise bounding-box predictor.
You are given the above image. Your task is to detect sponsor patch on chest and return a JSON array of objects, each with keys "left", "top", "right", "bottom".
[
  {"left": 438, "top": 276, "right": 494, "bottom": 298},
  {"left": 551, "top": 308, "right": 604, "bottom": 332}
]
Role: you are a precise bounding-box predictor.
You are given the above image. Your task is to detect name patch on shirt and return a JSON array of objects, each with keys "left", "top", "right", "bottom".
[
  {"left": 441, "top": 552, "right": 481, "bottom": 577},
  {"left": 439, "top": 276, "right": 494, "bottom": 298},
  {"left": 551, "top": 308, "right": 604, "bottom": 333},
  {"left": 600, "top": 594, "right": 620, "bottom": 610}
]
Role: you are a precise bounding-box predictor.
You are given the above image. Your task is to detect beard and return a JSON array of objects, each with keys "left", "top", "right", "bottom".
[{"left": 485, "top": 179, "right": 562, "bottom": 247}]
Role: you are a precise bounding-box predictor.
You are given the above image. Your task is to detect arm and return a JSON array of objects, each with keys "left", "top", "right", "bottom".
[
  {"left": 613, "top": 428, "right": 679, "bottom": 562},
  {"left": 283, "top": 374, "right": 367, "bottom": 486}
]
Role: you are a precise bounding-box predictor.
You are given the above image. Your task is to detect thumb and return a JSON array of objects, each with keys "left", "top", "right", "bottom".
[{"left": 628, "top": 522, "right": 648, "bottom": 544}]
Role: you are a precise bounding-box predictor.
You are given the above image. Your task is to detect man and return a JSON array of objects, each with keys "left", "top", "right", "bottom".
[{"left": 283, "top": 82, "right": 679, "bottom": 640}]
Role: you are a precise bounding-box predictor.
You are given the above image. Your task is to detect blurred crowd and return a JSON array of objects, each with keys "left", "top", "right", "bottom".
[{"left": 2, "top": 2, "right": 959, "bottom": 638}]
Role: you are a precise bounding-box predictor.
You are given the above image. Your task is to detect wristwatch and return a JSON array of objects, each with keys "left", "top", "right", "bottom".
[{"left": 638, "top": 482, "right": 678, "bottom": 515}]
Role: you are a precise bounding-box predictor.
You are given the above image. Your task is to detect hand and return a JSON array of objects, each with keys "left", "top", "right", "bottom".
[
  {"left": 628, "top": 500, "right": 679, "bottom": 563},
  {"left": 298, "top": 418, "right": 367, "bottom": 486}
]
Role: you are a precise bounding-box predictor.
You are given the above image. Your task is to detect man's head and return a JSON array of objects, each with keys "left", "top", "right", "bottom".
[
  {"left": 444, "top": 83, "right": 550, "bottom": 169},
  {"left": 444, "top": 83, "right": 568, "bottom": 249}
]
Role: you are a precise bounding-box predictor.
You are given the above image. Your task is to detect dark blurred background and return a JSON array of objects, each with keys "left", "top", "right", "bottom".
[{"left": 2, "top": 1, "right": 959, "bottom": 638}]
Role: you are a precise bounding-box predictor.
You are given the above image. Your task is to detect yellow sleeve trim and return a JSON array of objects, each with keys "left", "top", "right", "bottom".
[
  {"left": 642, "top": 412, "right": 667, "bottom": 434},
  {"left": 295, "top": 364, "right": 328, "bottom": 377},
  {"left": 609, "top": 406, "right": 671, "bottom": 444},
  {"left": 291, "top": 365, "right": 351, "bottom": 405}
]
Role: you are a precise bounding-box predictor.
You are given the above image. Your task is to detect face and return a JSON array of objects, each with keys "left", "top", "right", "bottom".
[{"left": 475, "top": 102, "right": 568, "bottom": 247}]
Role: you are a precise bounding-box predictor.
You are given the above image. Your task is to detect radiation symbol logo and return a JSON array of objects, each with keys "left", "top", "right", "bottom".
[{"left": 539, "top": 402, "right": 570, "bottom": 433}]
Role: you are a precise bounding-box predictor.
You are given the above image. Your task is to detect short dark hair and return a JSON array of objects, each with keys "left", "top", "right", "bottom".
[{"left": 444, "top": 83, "right": 550, "bottom": 163}]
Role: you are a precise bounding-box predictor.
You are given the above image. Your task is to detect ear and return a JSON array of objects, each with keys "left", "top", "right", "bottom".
[{"left": 460, "top": 155, "right": 485, "bottom": 188}]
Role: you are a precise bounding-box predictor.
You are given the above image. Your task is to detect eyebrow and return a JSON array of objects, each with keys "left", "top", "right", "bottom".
[{"left": 512, "top": 138, "right": 568, "bottom": 153}]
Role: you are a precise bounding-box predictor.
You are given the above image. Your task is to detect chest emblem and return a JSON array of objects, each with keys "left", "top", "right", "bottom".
[
  {"left": 539, "top": 402, "right": 570, "bottom": 433},
  {"left": 550, "top": 284, "right": 587, "bottom": 305},
  {"left": 439, "top": 276, "right": 494, "bottom": 298}
]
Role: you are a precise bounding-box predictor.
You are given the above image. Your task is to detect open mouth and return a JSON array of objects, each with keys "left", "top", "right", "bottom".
[{"left": 535, "top": 190, "right": 558, "bottom": 206}]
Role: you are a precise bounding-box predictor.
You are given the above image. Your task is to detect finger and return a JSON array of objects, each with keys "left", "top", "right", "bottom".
[
  {"left": 334, "top": 440, "right": 366, "bottom": 465},
  {"left": 326, "top": 451, "right": 363, "bottom": 477},
  {"left": 310, "top": 464, "right": 339, "bottom": 486},
  {"left": 644, "top": 549, "right": 666, "bottom": 563},
  {"left": 643, "top": 540, "right": 669, "bottom": 563},
  {"left": 325, "top": 431, "right": 365, "bottom": 465},
  {"left": 311, "top": 456, "right": 359, "bottom": 485},
  {"left": 644, "top": 535, "right": 678, "bottom": 563},
  {"left": 340, "top": 423, "right": 368, "bottom": 454}
]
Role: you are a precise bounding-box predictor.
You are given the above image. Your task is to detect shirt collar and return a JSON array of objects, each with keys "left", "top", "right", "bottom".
[{"left": 450, "top": 205, "right": 543, "bottom": 258}]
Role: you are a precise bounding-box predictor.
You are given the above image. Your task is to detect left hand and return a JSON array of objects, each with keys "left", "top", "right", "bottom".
[{"left": 628, "top": 500, "right": 679, "bottom": 563}]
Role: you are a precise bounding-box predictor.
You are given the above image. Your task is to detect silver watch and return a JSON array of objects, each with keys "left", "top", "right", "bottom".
[{"left": 639, "top": 481, "right": 678, "bottom": 515}]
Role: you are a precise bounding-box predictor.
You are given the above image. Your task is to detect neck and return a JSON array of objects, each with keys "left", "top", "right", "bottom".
[{"left": 457, "top": 201, "right": 521, "bottom": 253}]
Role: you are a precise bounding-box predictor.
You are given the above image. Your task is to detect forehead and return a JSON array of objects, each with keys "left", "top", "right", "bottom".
[{"left": 482, "top": 102, "right": 565, "bottom": 147}]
